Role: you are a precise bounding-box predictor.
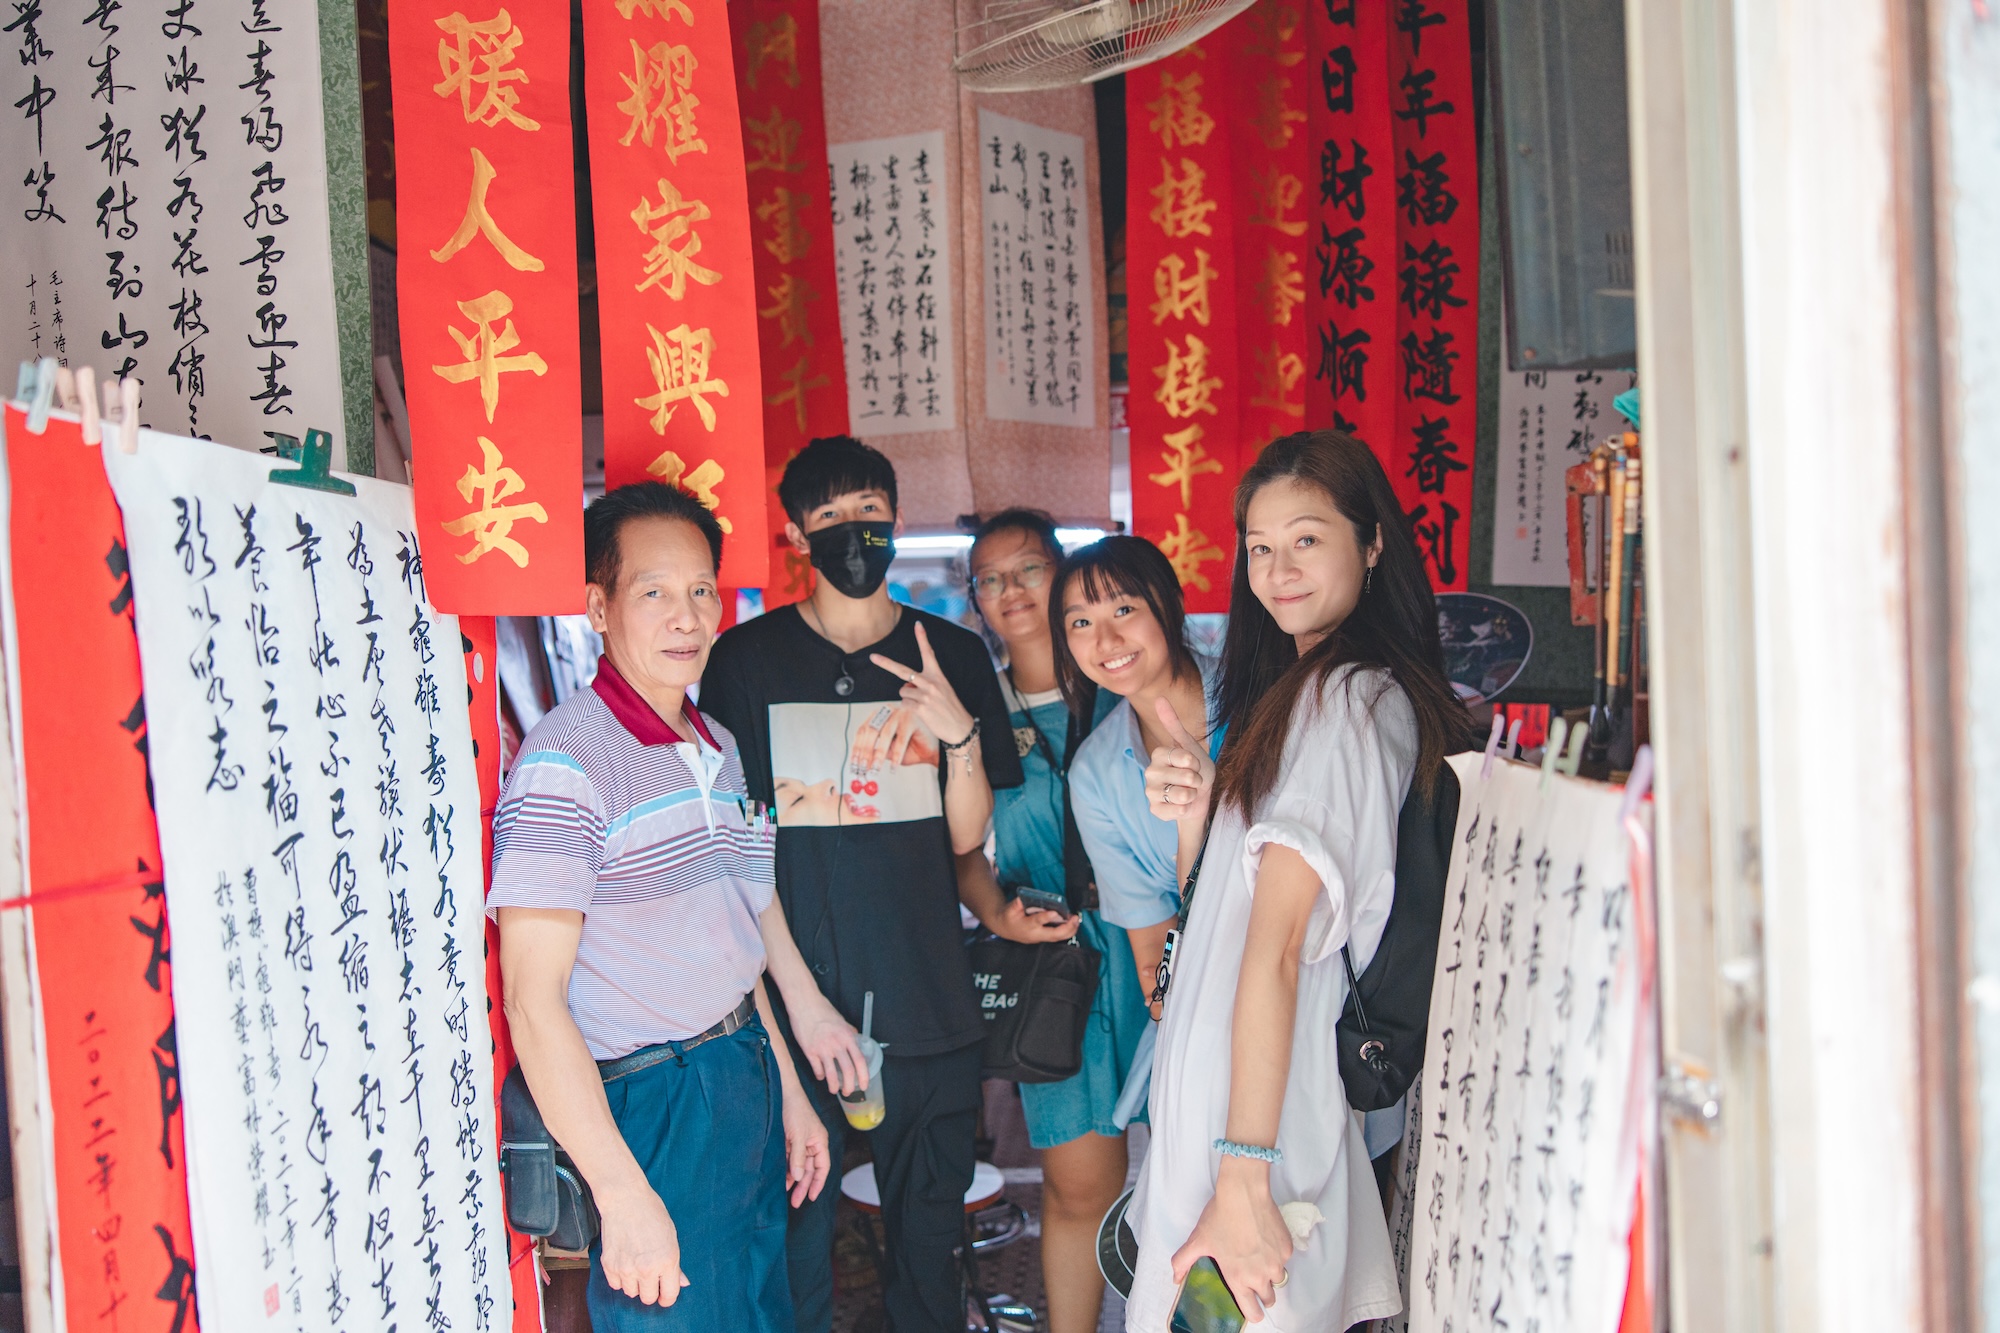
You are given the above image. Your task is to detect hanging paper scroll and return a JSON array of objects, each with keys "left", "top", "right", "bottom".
[
  {"left": 827, "top": 131, "right": 958, "bottom": 440},
  {"left": 0, "top": 0, "right": 356, "bottom": 456},
  {"left": 101, "top": 431, "right": 507, "bottom": 1333},
  {"left": 391, "top": 0, "right": 587, "bottom": 613},
  {"left": 729, "top": 0, "right": 847, "bottom": 605},
  {"left": 1304, "top": 0, "right": 1397, "bottom": 448},
  {"left": 1389, "top": 0, "right": 1478, "bottom": 589},
  {"left": 0, "top": 405, "right": 199, "bottom": 1333},
  {"left": 976, "top": 110, "right": 1097, "bottom": 430},
  {"left": 1405, "top": 755, "right": 1647, "bottom": 1333},
  {"left": 1228, "top": 2, "right": 1311, "bottom": 451},
  {"left": 1492, "top": 368, "right": 1635, "bottom": 587},
  {"left": 1125, "top": 39, "right": 1242, "bottom": 612},
  {"left": 584, "top": 0, "right": 770, "bottom": 590}
]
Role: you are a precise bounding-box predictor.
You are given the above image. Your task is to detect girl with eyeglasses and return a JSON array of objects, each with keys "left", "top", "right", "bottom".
[{"left": 955, "top": 510, "right": 1155, "bottom": 1333}]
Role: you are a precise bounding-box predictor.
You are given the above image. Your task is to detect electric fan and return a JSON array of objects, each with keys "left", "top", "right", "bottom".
[{"left": 953, "top": 0, "right": 1258, "bottom": 91}]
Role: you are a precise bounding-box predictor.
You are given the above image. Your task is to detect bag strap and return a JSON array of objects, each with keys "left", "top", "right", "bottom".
[{"left": 1005, "top": 671, "right": 1102, "bottom": 913}]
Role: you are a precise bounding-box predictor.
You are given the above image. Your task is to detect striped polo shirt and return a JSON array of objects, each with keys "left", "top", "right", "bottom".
[{"left": 488, "top": 657, "right": 775, "bottom": 1059}]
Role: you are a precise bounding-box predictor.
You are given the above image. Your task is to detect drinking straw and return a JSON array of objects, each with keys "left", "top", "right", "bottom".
[{"left": 862, "top": 991, "right": 874, "bottom": 1042}]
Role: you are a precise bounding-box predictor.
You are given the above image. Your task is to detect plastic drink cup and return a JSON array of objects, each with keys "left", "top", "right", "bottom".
[{"left": 840, "top": 1034, "right": 886, "bottom": 1131}]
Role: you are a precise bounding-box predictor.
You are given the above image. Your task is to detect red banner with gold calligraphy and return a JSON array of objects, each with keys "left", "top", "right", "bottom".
[
  {"left": 392, "top": 0, "right": 588, "bottom": 614},
  {"left": 1228, "top": 3, "right": 1312, "bottom": 453},
  {"left": 729, "top": 0, "right": 846, "bottom": 606},
  {"left": 1305, "top": 0, "right": 1397, "bottom": 450},
  {"left": 1125, "top": 38, "right": 1242, "bottom": 613},
  {"left": 4, "top": 406, "right": 199, "bottom": 1333},
  {"left": 584, "top": 0, "right": 771, "bottom": 590},
  {"left": 1389, "top": 0, "right": 1477, "bottom": 589}
]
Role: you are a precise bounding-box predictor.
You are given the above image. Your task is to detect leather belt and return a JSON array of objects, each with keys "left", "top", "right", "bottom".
[{"left": 596, "top": 994, "right": 758, "bottom": 1083}]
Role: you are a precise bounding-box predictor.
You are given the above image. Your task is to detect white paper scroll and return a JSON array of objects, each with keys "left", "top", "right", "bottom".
[
  {"left": 975, "top": 109, "right": 1096, "bottom": 429},
  {"left": 103, "top": 433, "right": 505, "bottom": 1333},
  {"left": 2, "top": 4, "right": 349, "bottom": 456},
  {"left": 1490, "top": 369, "right": 1636, "bottom": 586},
  {"left": 1405, "top": 754, "right": 1644, "bottom": 1333},
  {"left": 828, "top": 130, "right": 958, "bottom": 436}
]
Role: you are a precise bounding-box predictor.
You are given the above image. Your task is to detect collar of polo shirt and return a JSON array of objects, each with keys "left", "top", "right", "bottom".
[{"left": 591, "top": 654, "right": 719, "bottom": 750}]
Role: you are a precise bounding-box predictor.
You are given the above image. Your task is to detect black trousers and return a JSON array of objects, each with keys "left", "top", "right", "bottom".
[{"left": 787, "top": 1041, "right": 983, "bottom": 1333}]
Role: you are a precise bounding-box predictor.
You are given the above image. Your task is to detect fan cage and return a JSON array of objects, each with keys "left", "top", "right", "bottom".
[{"left": 953, "top": 0, "right": 1258, "bottom": 92}]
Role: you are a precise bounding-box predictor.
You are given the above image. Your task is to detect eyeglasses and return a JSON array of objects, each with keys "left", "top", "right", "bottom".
[{"left": 970, "top": 560, "right": 1053, "bottom": 600}]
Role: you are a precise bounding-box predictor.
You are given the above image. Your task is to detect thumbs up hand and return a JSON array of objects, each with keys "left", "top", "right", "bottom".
[{"left": 1143, "top": 696, "right": 1215, "bottom": 825}]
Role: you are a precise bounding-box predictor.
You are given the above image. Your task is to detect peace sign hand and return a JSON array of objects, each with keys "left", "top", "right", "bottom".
[
  {"left": 868, "top": 623, "right": 977, "bottom": 760},
  {"left": 1143, "top": 696, "right": 1214, "bottom": 824}
]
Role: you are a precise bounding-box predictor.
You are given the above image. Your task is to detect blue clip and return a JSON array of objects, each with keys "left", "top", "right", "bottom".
[
  {"left": 266, "top": 427, "right": 356, "bottom": 497},
  {"left": 23, "top": 357, "right": 57, "bottom": 435}
]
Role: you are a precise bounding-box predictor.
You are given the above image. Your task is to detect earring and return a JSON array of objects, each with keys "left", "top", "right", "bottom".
[{"left": 1364, "top": 564, "right": 1374, "bottom": 595}]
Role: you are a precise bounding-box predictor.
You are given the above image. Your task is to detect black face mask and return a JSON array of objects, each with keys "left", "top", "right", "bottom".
[{"left": 806, "top": 520, "right": 896, "bottom": 600}]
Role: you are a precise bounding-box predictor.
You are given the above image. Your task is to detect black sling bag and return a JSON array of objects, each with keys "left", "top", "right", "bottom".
[{"left": 1336, "top": 760, "right": 1462, "bottom": 1111}]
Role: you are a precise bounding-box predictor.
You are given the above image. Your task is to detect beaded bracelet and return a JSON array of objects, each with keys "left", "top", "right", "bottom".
[
  {"left": 1213, "top": 1138, "right": 1283, "bottom": 1164},
  {"left": 939, "top": 718, "right": 982, "bottom": 753}
]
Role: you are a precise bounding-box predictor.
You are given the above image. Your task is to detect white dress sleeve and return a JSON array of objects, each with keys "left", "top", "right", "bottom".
[{"left": 1238, "top": 670, "right": 1410, "bottom": 965}]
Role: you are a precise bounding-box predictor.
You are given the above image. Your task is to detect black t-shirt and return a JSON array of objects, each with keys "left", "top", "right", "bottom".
[{"left": 699, "top": 603, "right": 1021, "bottom": 1057}]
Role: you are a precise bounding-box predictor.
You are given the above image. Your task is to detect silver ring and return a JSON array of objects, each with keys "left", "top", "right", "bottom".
[{"left": 1274, "top": 1270, "right": 1289, "bottom": 1289}]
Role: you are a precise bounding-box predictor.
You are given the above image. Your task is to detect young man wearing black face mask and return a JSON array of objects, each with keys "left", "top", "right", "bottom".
[{"left": 699, "top": 436, "right": 1034, "bottom": 1333}]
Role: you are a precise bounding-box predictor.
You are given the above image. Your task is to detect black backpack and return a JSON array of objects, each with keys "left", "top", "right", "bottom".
[{"left": 1335, "top": 761, "right": 1461, "bottom": 1112}]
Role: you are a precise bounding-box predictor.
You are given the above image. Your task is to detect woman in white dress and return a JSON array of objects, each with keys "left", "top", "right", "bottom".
[{"left": 1125, "top": 432, "right": 1477, "bottom": 1331}]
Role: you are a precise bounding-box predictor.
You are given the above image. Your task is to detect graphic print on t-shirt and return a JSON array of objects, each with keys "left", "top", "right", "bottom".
[{"left": 769, "top": 702, "right": 944, "bottom": 826}]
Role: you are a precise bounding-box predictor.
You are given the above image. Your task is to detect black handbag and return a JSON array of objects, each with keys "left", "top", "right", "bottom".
[
  {"left": 969, "top": 934, "right": 1102, "bottom": 1083},
  {"left": 499, "top": 1065, "right": 601, "bottom": 1252},
  {"left": 973, "top": 676, "right": 1104, "bottom": 1082},
  {"left": 1334, "top": 761, "right": 1462, "bottom": 1111}
]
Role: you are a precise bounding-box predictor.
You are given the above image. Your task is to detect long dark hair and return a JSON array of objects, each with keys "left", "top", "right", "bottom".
[
  {"left": 1047, "top": 535, "right": 1199, "bottom": 723},
  {"left": 1214, "top": 431, "right": 1476, "bottom": 818}
]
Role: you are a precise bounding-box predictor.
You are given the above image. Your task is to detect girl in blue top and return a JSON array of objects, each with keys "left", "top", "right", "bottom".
[
  {"left": 957, "top": 511, "right": 1151, "bottom": 1333},
  {"left": 1056, "top": 537, "right": 1216, "bottom": 1023}
]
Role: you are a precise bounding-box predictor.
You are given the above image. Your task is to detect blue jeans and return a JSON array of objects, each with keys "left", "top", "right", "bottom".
[{"left": 587, "top": 1020, "right": 792, "bottom": 1333}]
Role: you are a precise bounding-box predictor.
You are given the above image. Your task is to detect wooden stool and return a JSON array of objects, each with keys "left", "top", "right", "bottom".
[{"left": 839, "top": 1161, "right": 1032, "bottom": 1331}]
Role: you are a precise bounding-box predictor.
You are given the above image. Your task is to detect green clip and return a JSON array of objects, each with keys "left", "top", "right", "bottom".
[{"left": 266, "top": 427, "right": 356, "bottom": 497}]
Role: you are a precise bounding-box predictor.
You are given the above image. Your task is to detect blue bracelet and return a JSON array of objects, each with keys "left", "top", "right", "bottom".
[{"left": 1213, "top": 1138, "right": 1282, "bottom": 1164}]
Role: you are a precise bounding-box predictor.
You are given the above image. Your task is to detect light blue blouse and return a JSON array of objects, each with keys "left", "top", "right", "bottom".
[{"left": 1066, "top": 657, "right": 1218, "bottom": 931}]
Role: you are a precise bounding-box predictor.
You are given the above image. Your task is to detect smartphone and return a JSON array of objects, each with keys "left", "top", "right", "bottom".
[
  {"left": 1172, "top": 1257, "right": 1245, "bottom": 1333},
  {"left": 1012, "top": 886, "right": 1071, "bottom": 919}
]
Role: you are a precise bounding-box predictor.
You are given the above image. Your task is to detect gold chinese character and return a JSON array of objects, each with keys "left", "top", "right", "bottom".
[
  {"left": 755, "top": 187, "right": 811, "bottom": 263},
  {"left": 430, "top": 147, "right": 545, "bottom": 271},
  {"left": 617, "top": 39, "right": 707, "bottom": 162},
  {"left": 630, "top": 178, "right": 722, "bottom": 299},
  {"left": 615, "top": 0, "right": 693, "bottom": 20},
  {"left": 1256, "top": 246, "right": 1305, "bottom": 326},
  {"left": 1148, "top": 157, "right": 1216, "bottom": 240},
  {"left": 1153, "top": 333, "right": 1223, "bottom": 420},
  {"left": 1247, "top": 165, "right": 1306, "bottom": 237},
  {"left": 1243, "top": 0, "right": 1304, "bottom": 65},
  {"left": 1149, "top": 424, "right": 1224, "bottom": 508},
  {"left": 1151, "top": 249, "right": 1218, "bottom": 326},
  {"left": 1157, "top": 513, "right": 1226, "bottom": 592},
  {"left": 744, "top": 106, "right": 804, "bottom": 173},
  {"left": 779, "top": 545, "right": 813, "bottom": 597},
  {"left": 1250, "top": 75, "right": 1306, "bottom": 151},
  {"left": 746, "top": 13, "right": 800, "bottom": 90},
  {"left": 432, "top": 290, "right": 549, "bottom": 421},
  {"left": 636, "top": 322, "right": 729, "bottom": 431},
  {"left": 1249, "top": 344, "right": 1305, "bottom": 418},
  {"left": 759, "top": 273, "right": 819, "bottom": 348},
  {"left": 1146, "top": 70, "right": 1214, "bottom": 148},
  {"left": 441, "top": 436, "right": 549, "bottom": 567},
  {"left": 646, "top": 450, "right": 732, "bottom": 532},
  {"left": 764, "top": 353, "right": 830, "bottom": 433},
  {"left": 433, "top": 9, "right": 541, "bottom": 131}
]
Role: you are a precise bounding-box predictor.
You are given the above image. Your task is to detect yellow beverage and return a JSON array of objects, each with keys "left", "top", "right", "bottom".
[{"left": 839, "top": 1033, "right": 886, "bottom": 1130}]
